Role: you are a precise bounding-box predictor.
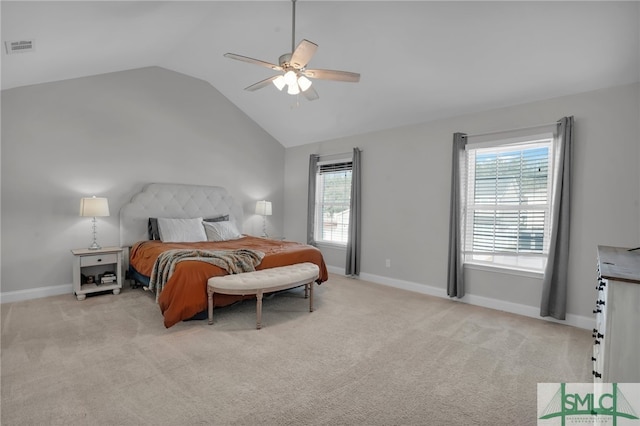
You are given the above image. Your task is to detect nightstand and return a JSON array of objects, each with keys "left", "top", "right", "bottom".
[{"left": 71, "top": 247, "right": 123, "bottom": 301}]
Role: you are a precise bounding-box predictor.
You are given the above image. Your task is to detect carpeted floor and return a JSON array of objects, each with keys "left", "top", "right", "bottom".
[{"left": 1, "top": 274, "right": 592, "bottom": 425}]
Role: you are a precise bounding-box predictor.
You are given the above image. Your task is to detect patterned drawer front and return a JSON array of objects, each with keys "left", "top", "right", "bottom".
[
  {"left": 596, "top": 282, "right": 608, "bottom": 333},
  {"left": 80, "top": 253, "right": 117, "bottom": 267},
  {"left": 592, "top": 345, "right": 603, "bottom": 382},
  {"left": 593, "top": 271, "right": 607, "bottom": 383}
]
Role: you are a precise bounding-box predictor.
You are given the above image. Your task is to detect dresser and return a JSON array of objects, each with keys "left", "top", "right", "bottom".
[{"left": 593, "top": 246, "right": 640, "bottom": 383}]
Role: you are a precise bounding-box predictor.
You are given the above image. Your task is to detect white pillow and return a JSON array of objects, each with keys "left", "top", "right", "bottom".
[
  {"left": 157, "top": 217, "right": 207, "bottom": 243},
  {"left": 202, "top": 221, "right": 242, "bottom": 242}
]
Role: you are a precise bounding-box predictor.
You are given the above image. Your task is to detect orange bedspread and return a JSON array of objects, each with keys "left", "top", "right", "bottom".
[{"left": 129, "top": 236, "right": 328, "bottom": 328}]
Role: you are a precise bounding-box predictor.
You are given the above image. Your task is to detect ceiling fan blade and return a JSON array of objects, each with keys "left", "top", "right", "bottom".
[
  {"left": 303, "top": 69, "right": 360, "bottom": 83},
  {"left": 302, "top": 86, "right": 319, "bottom": 101},
  {"left": 290, "top": 39, "right": 318, "bottom": 69},
  {"left": 244, "top": 75, "right": 280, "bottom": 92},
  {"left": 224, "top": 53, "right": 282, "bottom": 71}
]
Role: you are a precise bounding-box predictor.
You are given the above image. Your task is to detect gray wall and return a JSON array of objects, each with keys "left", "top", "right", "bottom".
[
  {"left": 284, "top": 82, "right": 640, "bottom": 321},
  {"left": 2, "top": 64, "right": 638, "bottom": 325},
  {"left": 1, "top": 66, "right": 285, "bottom": 294}
]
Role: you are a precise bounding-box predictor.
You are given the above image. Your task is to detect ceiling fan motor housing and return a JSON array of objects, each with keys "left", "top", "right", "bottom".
[{"left": 279, "top": 53, "right": 293, "bottom": 69}]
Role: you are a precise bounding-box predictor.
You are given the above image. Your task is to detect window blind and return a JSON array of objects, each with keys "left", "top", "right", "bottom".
[
  {"left": 318, "top": 161, "right": 352, "bottom": 174},
  {"left": 463, "top": 139, "right": 553, "bottom": 271},
  {"left": 315, "top": 161, "right": 353, "bottom": 244}
]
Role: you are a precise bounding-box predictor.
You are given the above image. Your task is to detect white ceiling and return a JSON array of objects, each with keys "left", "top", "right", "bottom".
[{"left": 2, "top": 1, "right": 639, "bottom": 147}]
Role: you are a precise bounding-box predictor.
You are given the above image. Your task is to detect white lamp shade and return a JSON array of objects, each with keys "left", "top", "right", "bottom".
[
  {"left": 80, "top": 197, "right": 110, "bottom": 217},
  {"left": 297, "top": 75, "right": 312, "bottom": 92},
  {"left": 255, "top": 200, "right": 272, "bottom": 216},
  {"left": 283, "top": 70, "right": 297, "bottom": 86},
  {"left": 272, "top": 75, "right": 286, "bottom": 91},
  {"left": 287, "top": 82, "right": 300, "bottom": 95}
]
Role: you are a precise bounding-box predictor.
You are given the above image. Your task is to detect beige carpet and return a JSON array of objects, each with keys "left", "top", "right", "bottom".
[{"left": 1, "top": 274, "right": 591, "bottom": 425}]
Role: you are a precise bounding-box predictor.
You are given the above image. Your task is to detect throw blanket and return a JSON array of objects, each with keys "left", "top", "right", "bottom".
[{"left": 146, "top": 249, "right": 265, "bottom": 302}]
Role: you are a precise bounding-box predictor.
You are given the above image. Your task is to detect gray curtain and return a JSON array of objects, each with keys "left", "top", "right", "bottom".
[
  {"left": 346, "top": 148, "right": 362, "bottom": 276},
  {"left": 540, "top": 116, "right": 574, "bottom": 319},
  {"left": 447, "top": 133, "right": 467, "bottom": 298},
  {"left": 307, "top": 154, "right": 319, "bottom": 245}
]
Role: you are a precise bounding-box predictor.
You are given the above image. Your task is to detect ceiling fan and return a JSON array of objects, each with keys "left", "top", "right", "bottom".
[{"left": 224, "top": 0, "right": 360, "bottom": 101}]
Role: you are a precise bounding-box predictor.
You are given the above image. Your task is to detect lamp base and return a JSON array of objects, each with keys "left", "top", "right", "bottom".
[
  {"left": 262, "top": 216, "right": 269, "bottom": 239},
  {"left": 88, "top": 216, "right": 101, "bottom": 250}
]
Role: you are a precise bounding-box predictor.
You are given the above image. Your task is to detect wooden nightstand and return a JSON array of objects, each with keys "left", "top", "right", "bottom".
[{"left": 71, "top": 247, "right": 123, "bottom": 301}]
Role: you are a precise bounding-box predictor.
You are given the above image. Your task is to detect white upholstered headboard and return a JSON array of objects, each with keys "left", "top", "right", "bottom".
[{"left": 119, "top": 183, "right": 244, "bottom": 248}]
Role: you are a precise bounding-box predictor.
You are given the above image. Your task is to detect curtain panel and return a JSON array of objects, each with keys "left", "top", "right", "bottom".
[
  {"left": 307, "top": 154, "right": 319, "bottom": 246},
  {"left": 447, "top": 133, "right": 468, "bottom": 297},
  {"left": 346, "top": 147, "right": 362, "bottom": 276},
  {"left": 540, "top": 116, "right": 574, "bottom": 319}
]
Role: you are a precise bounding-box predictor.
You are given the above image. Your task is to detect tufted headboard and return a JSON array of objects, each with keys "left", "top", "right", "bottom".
[{"left": 119, "top": 183, "right": 244, "bottom": 248}]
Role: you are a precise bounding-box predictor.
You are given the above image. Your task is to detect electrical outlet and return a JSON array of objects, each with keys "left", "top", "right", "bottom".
[{"left": 385, "top": 259, "right": 391, "bottom": 268}]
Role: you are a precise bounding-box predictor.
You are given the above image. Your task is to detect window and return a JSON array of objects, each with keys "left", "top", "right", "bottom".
[
  {"left": 314, "top": 160, "right": 352, "bottom": 245},
  {"left": 463, "top": 134, "right": 554, "bottom": 272}
]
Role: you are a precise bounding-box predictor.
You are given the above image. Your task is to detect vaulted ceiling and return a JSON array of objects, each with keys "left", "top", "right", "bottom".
[{"left": 2, "top": 1, "right": 639, "bottom": 147}]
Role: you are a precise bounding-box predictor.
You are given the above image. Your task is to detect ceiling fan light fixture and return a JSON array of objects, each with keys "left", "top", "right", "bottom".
[
  {"left": 287, "top": 82, "right": 300, "bottom": 95},
  {"left": 297, "top": 75, "right": 312, "bottom": 92},
  {"left": 283, "top": 70, "right": 297, "bottom": 86},
  {"left": 273, "top": 75, "right": 286, "bottom": 91}
]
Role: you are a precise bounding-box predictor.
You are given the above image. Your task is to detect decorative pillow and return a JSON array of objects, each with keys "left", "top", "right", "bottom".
[
  {"left": 149, "top": 215, "right": 228, "bottom": 240},
  {"left": 203, "top": 215, "right": 229, "bottom": 223},
  {"left": 202, "top": 221, "right": 242, "bottom": 242},
  {"left": 157, "top": 217, "right": 207, "bottom": 243},
  {"left": 148, "top": 218, "right": 161, "bottom": 240}
]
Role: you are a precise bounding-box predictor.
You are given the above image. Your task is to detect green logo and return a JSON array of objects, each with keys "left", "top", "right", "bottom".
[{"left": 538, "top": 383, "right": 639, "bottom": 425}]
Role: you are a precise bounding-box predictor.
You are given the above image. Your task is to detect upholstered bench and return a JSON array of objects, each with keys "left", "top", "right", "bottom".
[{"left": 207, "top": 262, "right": 320, "bottom": 329}]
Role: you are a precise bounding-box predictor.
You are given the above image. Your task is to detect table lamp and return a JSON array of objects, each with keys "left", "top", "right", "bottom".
[
  {"left": 255, "top": 200, "right": 272, "bottom": 238},
  {"left": 80, "top": 196, "right": 110, "bottom": 250}
]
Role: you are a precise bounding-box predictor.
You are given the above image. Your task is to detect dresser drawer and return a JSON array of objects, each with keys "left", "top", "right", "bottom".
[{"left": 80, "top": 253, "right": 117, "bottom": 267}]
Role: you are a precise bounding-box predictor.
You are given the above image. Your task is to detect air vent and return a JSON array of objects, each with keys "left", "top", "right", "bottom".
[{"left": 4, "top": 40, "right": 34, "bottom": 55}]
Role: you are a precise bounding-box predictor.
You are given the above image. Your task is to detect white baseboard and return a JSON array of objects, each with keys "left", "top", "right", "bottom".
[
  {"left": 325, "top": 265, "right": 346, "bottom": 276},
  {"left": 359, "top": 271, "right": 448, "bottom": 299},
  {"left": 4, "top": 268, "right": 595, "bottom": 330},
  {"left": 458, "top": 292, "right": 595, "bottom": 330},
  {"left": 0, "top": 284, "right": 73, "bottom": 304},
  {"left": 331, "top": 268, "right": 594, "bottom": 330}
]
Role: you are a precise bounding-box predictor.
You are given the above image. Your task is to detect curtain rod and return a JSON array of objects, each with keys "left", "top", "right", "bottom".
[
  {"left": 317, "top": 149, "right": 361, "bottom": 160},
  {"left": 463, "top": 121, "right": 559, "bottom": 139}
]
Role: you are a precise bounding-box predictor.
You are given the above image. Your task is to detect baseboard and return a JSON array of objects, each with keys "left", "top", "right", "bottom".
[
  {"left": 458, "top": 292, "right": 595, "bottom": 330},
  {"left": 5, "top": 268, "right": 595, "bottom": 330},
  {"left": 332, "top": 268, "right": 594, "bottom": 330},
  {"left": 0, "top": 284, "right": 73, "bottom": 304},
  {"left": 358, "top": 271, "right": 448, "bottom": 299}
]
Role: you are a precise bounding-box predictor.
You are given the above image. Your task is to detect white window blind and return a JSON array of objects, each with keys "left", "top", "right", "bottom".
[
  {"left": 315, "top": 160, "right": 352, "bottom": 245},
  {"left": 463, "top": 137, "right": 553, "bottom": 272}
]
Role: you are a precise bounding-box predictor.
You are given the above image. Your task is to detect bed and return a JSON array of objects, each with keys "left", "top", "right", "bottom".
[{"left": 120, "top": 183, "right": 328, "bottom": 328}]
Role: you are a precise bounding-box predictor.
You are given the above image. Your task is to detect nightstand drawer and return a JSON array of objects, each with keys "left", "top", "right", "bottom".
[{"left": 80, "top": 253, "right": 117, "bottom": 267}]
